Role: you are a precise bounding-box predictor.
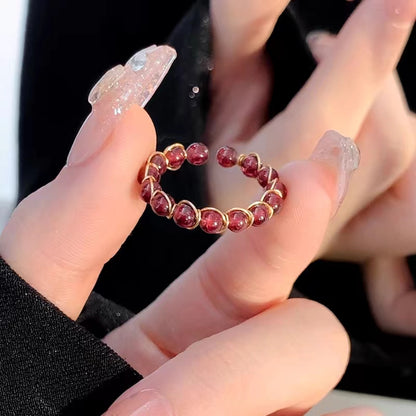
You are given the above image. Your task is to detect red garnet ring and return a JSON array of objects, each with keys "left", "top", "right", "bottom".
[{"left": 139, "top": 143, "right": 287, "bottom": 234}]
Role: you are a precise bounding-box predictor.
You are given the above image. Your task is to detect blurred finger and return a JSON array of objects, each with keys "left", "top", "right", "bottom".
[
  {"left": 328, "top": 150, "right": 416, "bottom": 260},
  {"left": 211, "top": 0, "right": 290, "bottom": 64},
  {"left": 255, "top": 0, "right": 416, "bottom": 157},
  {"left": 364, "top": 257, "right": 416, "bottom": 336},
  {"left": 306, "top": 32, "right": 415, "bottom": 254},
  {"left": 105, "top": 299, "right": 350, "bottom": 416}
]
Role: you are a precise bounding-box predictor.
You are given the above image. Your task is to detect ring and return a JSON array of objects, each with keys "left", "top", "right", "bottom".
[{"left": 139, "top": 143, "right": 287, "bottom": 234}]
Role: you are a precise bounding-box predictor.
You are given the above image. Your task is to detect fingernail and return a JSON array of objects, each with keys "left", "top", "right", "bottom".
[
  {"left": 67, "top": 45, "right": 176, "bottom": 166},
  {"left": 309, "top": 130, "right": 360, "bottom": 212},
  {"left": 386, "top": 0, "right": 416, "bottom": 28},
  {"left": 306, "top": 31, "right": 333, "bottom": 60},
  {"left": 104, "top": 389, "right": 174, "bottom": 416}
]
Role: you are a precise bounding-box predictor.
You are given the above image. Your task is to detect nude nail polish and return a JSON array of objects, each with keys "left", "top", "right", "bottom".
[
  {"left": 309, "top": 130, "right": 360, "bottom": 211},
  {"left": 67, "top": 45, "right": 176, "bottom": 166}
]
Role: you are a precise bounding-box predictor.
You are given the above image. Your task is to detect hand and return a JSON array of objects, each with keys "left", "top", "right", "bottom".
[
  {"left": 206, "top": 0, "right": 416, "bottom": 262},
  {"left": 103, "top": 130, "right": 361, "bottom": 415},
  {"left": 307, "top": 32, "right": 416, "bottom": 262},
  {"left": 0, "top": 45, "right": 176, "bottom": 319},
  {"left": 0, "top": 33, "right": 372, "bottom": 416}
]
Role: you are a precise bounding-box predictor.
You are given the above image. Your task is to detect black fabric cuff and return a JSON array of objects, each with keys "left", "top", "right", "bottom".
[{"left": 0, "top": 257, "right": 141, "bottom": 415}]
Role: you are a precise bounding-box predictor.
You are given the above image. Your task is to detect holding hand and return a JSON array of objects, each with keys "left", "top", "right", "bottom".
[
  {"left": 208, "top": 0, "right": 416, "bottom": 337},
  {"left": 0, "top": 41, "right": 370, "bottom": 416}
]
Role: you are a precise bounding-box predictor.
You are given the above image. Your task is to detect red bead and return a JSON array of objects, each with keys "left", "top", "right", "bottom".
[
  {"left": 165, "top": 145, "right": 186, "bottom": 170},
  {"left": 216, "top": 146, "right": 237, "bottom": 168},
  {"left": 266, "top": 181, "right": 287, "bottom": 199},
  {"left": 146, "top": 164, "right": 161, "bottom": 182},
  {"left": 186, "top": 143, "right": 209, "bottom": 166},
  {"left": 240, "top": 154, "right": 260, "bottom": 178},
  {"left": 173, "top": 202, "right": 199, "bottom": 229},
  {"left": 200, "top": 209, "right": 226, "bottom": 234},
  {"left": 141, "top": 178, "right": 161, "bottom": 203},
  {"left": 262, "top": 191, "right": 283, "bottom": 214},
  {"left": 257, "top": 166, "right": 279, "bottom": 188},
  {"left": 227, "top": 209, "right": 252, "bottom": 232},
  {"left": 248, "top": 203, "right": 272, "bottom": 226},
  {"left": 150, "top": 192, "right": 173, "bottom": 217},
  {"left": 149, "top": 153, "right": 167, "bottom": 174}
]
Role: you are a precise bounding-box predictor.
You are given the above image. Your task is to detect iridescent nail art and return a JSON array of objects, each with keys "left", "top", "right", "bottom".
[
  {"left": 88, "top": 45, "right": 177, "bottom": 110},
  {"left": 67, "top": 45, "right": 176, "bottom": 166}
]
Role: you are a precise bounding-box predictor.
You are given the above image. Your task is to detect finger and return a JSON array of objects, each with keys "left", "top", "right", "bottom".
[
  {"left": 208, "top": 0, "right": 289, "bottom": 147},
  {"left": 328, "top": 151, "right": 416, "bottom": 260},
  {"left": 306, "top": 32, "right": 415, "bottom": 255},
  {"left": 0, "top": 46, "right": 176, "bottom": 319},
  {"left": 211, "top": 0, "right": 290, "bottom": 64},
  {"left": 105, "top": 299, "right": 350, "bottom": 416},
  {"left": 105, "top": 131, "right": 359, "bottom": 374},
  {"left": 364, "top": 257, "right": 416, "bottom": 336},
  {"left": 255, "top": 0, "right": 416, "bottom": 157}
]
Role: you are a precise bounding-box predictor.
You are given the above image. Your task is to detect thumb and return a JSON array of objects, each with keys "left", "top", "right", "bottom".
[{"left": 0, "top": 45, "right": 176, "bottom": 319}]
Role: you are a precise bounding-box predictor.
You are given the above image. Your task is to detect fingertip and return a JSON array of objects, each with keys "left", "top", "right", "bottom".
[
  {"left": 112, "top": 103, "right": 157, "bottom": 155},
  {"left": 306, "top": 31, "right": 336, "bottom": 61}
]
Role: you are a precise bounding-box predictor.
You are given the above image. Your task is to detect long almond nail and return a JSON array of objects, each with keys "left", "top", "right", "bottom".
[
  {"left": 67, "top": 45, "right": 176, "bottom": 166},
  {"left": 309, "top": 130, "right": 360, "bottom": 212}
]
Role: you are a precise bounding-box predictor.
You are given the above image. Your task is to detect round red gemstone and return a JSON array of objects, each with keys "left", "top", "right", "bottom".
[
  {"left": 150, "top": 192, "right": 173, "bottom": 217},
  {"left": 257, "top": 166, "right": 279, "bottom": 188},
  {"left": 262, "top": 191, "right": 283, "bottom": 214},
  {"left": 249, "top": 203, "right": 271, "bottom": 227},
  {"left": 227, "top": 209, "right": 251, "bottom": 232},
  {"left": 216, "top": 146, "right": 237, "bottom": 168},
  {"left": 266, "top": 181, "right": 287, "bottom": 199},
  {"left": 149, "top": 153, "right": 167, "bottom": 174},
  {"left": 146, "top": 164, "right": 161, "bottom": 182},
  {"left": 165, "top": 146, "right": 186, "bottom": 170},
  {"left": 173, "top": 202, "right": 198, "bottom": 229},
  {"left": 240, "top": 154, "right": 260, "bottom": 178},
  {"left": 200, "top": 209, "right": 225, "bottom": 234},
  {"left": 141, "top": 178, "right": 161, "bottom": 203},
  {"left": 186, "top": 143, "right": 209, "bottom": 166}
]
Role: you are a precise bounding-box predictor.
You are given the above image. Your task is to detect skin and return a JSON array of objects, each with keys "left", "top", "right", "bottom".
[
  {"left": 0, "top": 0, "right": 414, "bottom": 414},
  {"left": 208, "top": 0, "right": 416, "bottom": 336}
]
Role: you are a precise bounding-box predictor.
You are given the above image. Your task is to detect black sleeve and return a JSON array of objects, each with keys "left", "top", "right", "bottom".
[{"left": 0, "top": 258, "right": 141, "bottom": 416}]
